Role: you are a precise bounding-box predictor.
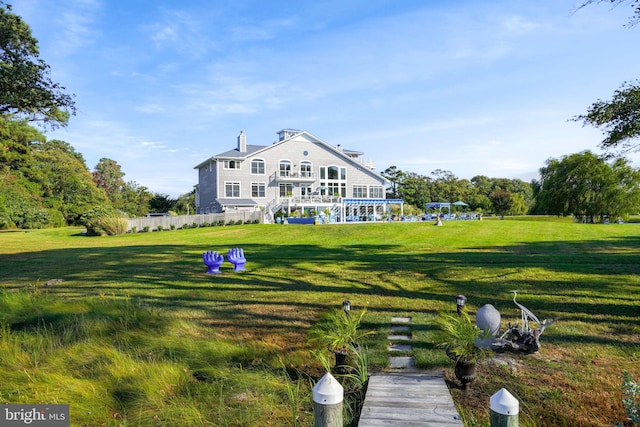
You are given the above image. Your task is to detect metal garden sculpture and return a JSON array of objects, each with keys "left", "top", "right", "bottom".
[
  {"left": 227, "top": 248, "right": 246, "bottom": 272},
  {"left": 476, "top": 291, "right": 555, "bottom": 354},
  {"left": 202, "top": 251, "right": 224, "bottom": 274}
]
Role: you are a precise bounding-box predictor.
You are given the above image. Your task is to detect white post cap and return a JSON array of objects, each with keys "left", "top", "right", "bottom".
[
  {"left": 490, "top": 388, "right": 519, "bottom": 415},
  {"left": 313, "top": 372, "right": 344, "bottom": 405}
]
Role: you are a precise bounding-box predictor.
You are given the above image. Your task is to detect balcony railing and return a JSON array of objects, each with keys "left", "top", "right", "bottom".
[
  {"left": 279, "top": 195, "right": 342, "bottom": 204},
  {"left": 273, "top": 171, "right": 317, "bottom": 182}
]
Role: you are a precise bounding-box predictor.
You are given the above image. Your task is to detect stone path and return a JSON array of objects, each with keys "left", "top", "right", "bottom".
[{"left": 358, "top": 316, "right": 463, "bottom": 426}]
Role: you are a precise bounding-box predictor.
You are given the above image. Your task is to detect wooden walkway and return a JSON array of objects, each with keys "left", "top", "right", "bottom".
[
  {"left": 358, "top": 372, "right": 464, "bottom": 426},
  {"left": 358, "top": 316, "right": 464, "bottom": 426}
]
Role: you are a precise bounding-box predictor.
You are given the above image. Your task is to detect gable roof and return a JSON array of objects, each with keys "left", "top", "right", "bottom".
[
  {"left": 216, "top": 144, "right": 266, "bottom": 159},
  {"left": 194, "top": 130, "right": 388, "bottom": 183}
]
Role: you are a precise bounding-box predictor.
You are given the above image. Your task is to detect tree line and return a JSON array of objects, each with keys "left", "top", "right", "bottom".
[
  {"left": 382, "top": 150, "right": 640, "bottom": 222},
  {"left": 2, "top": 1, "right": 640, "bottom": 229},
  {"left": 0, "top": 117, "right": 195, "bottom": 229},
  {"left": 381, "top": 167, "right": 533, "bottom": 218}
]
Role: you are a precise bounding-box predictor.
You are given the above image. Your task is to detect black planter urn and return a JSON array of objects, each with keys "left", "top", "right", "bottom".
[{"left": 454, "top": 360, "right": 477, "bottom": 390}]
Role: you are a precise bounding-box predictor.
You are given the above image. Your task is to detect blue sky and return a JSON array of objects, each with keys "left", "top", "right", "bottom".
[{"left": 13, "top": 0, "right": 640, "bottom": 197}]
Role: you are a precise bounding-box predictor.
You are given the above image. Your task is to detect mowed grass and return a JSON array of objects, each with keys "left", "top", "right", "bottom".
[{"left": 0, "top": 219, "right": 638, "bottom": 426}]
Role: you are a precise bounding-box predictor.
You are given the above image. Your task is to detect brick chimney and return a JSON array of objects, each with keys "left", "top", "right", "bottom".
[{"left": 238, "top": 131, "right": 247, "bottom": 152}]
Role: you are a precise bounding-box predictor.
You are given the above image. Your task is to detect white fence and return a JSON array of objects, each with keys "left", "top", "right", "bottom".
[{"left": 127, "top": 212, "right": 262, "bottom": 232}]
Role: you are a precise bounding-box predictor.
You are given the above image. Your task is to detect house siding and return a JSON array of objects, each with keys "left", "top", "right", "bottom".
[
  {"left": 197, "top": 160, "right": 219, "bottom": 213},
  {"left": 195, "top": 130, "right": 388, "bottom": 217}
]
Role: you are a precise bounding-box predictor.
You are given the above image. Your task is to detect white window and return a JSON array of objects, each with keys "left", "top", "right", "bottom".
[
  {"left": 353, "top": 185, "right": 367, "bottom": 198},
  {"left": 279, "top": 183, "right": 293, "bottom": 197},
  {"left": 251, "top": 159, "right": 265, "bottom": 175},
  {"left": 369, "top": 186, "right": 384, "bottom": 198},
  {"left": 251, "top": 182, "right": 266, "bottom": 198},
  {"left": 301, "top": 184, "right": 312, "bottom": 196},
  {"left": 223, "top": 160, "right": 241, "bottom": 170},
  {"left": 225, "top": 182, "right": 240, "bottom": 198},
  {"left": 328, "top": 182, "right": 340, "bottom": 196},
  {"left": 279, "top": 160, "right": 292, "bottom": 177},
  {"left": 300, "top": 161, "right": 312, "bottom": 177}
]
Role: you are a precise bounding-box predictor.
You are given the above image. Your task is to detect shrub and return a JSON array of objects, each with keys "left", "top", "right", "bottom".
[
  {"left": 182, "top": 223, "right": 189, "bottom": 230},
  {"left": 192, "top": 222, "right": 198, "bottom": 228},
  {"left": 170, "top": 224, "right": 176, "bottom": 230},
  {"left": 202, "top": 222, "right": 210, "bottom": 227},
  {"left": 80, "top": 206, "right": 128, "bottom": 236},
  {"left": 227, "top": 220, "right": 235, "bottom": 226},
  {"left": 100, "top": 215, "right": 128, "bottom": 235},
  {"left": 131, "top": 226, "right": 137, "bottom": 233},
  {"left": 622, "top": 371, "right": 640, "bottom": 425},
  {"left": 236, "top": 219, "right": 243, "bottom": 225},
  {"left": 157, "top": 225, "right": 163, "bottom": 232},
  {"left": 143, "top": 226, "right": 150, "bottom": 233},
  {"left": 217, "top": 220, "right": 224, "bottom": 226}
]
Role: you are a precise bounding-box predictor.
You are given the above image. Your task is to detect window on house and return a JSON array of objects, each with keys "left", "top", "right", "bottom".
[
  {"left": 328, "top": 182, "right": 340, "bottom": 196},
  {"left": 369, "top": 186, "right": 384, "bottom": 199},
  {"left": 223, "top": 160, "right": 240, "bottom": 169},
  {"left": 251, "top": 183, "right": 266, "bottom": 198},
  {"left": 251, "top": 159, "right": 265, "bottom": 175},
  {"left": 225, "top": 182, "right": 240, "bottom": 198},
  {"left": 328, "top": 166, "right": 339, "bottom": 180},
  {"left": 279, "top": 160, "right": 292, "bottom": 177},
  {"left": 300, "top": 161, "right": 312, "bottom": 177},
  {"left": 340, "top": 167, "right": 347, "bottom": 180},
  {"left": 353, "top": 185, "right": 367, "bottom": 198},
  {"left": 279, "top": 183, "right": 293, "bottom": 197},
  {"left": 301, "top": 184, "right": 312, "bottom": 196}
]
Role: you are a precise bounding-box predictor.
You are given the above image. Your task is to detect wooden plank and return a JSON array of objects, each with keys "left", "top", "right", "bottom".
[{"left": 358, "top": 372, "right": 463, "bottom": 427}]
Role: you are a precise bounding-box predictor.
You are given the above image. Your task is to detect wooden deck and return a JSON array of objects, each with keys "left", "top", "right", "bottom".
[{"left": 358, "top": 372, "right": 464, "bottom": 426}]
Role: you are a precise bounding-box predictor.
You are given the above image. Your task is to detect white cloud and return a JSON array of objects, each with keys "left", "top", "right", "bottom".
[{"left": 52, "top": 0, "right": 102, "bottom": 56}]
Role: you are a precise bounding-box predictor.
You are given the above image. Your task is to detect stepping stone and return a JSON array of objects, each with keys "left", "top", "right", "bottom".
[
  {"left": 390, "top": 325, "right": 410, "bottom": 332},
  {"left": 391, "top": 317, "right": 412, "bottom": 323},
  {"left": 388, "top": 334, "right": 411, "bottom": 341},
  {"left": 388, "top": 343, "right": 412, "bottom": 352},
  {"left": 388, "top": 356, "right": 415, "bottom": 370}
]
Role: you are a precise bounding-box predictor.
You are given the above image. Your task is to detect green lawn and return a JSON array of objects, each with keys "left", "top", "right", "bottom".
[{"left": 0, "top": 219, "right": 638, "bottom": 426}]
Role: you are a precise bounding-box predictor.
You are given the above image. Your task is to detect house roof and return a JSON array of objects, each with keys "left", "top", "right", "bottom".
[
  {"left": 194, "top": 130, "right": 388, "bottom": 183},
  {"left": 216, "top": 144, "right": 267, "bottom": 159}
]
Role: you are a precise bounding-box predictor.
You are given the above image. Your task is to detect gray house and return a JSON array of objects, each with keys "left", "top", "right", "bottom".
[{"left": 194, "top": 129, "right": 401, "bottom": 223}]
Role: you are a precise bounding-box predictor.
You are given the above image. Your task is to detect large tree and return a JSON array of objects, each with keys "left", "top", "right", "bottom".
[
  {"left": 381, "top": 165, "right": 406, "bottom": 199},
  {"left": 31, "top": 139, "right": 109, "bottom": 224},
  {"left": 121, "top": 181, "right": 152, "bottom": 217},
  {"left": 575, "top": 1, "right": 639, "bottom": 152},
  {"left": 92, "top": 157, "right": 125, "bottom": 206},
  {"left": 535, "top": 151, "right": 640, "bottom": 222},
  {"left": 489, "top": 189, "right": 514, "bottom": 220},
  {"left": 0, "top": 2, "right": 75, "bottom": 126},
  {"left": 575, "top": 81, "right": 640, "bottom": 153}
]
